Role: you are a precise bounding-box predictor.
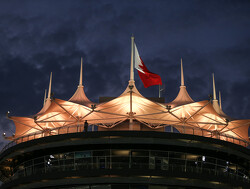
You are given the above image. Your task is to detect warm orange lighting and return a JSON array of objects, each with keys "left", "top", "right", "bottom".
[{"left": 7, "top": 79, "right": 249, "bottom": 147}]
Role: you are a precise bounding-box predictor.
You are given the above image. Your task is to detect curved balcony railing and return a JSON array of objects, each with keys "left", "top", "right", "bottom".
[
  {"left": 1, "top": 124, "right": 249, "bottom": 153},
  {"left": 11, "top": 149, "right": 250, "bottom": 183}
]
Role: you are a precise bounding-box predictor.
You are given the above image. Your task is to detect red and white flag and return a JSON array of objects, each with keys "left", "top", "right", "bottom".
[{"left": 134, "top": 43, "right": 162, "bottom": 88}]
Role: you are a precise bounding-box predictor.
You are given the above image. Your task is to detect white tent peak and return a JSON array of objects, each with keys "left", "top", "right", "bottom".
[
  {"left": 168, "top": 60, "right": 194, "bottom": 107},
  {"left": 47, "top": 72, "right": 52, "bottom": 100},
  {"left": 43, "top": 89, "right": 47, "bottom": 107},
  {"left": 212, "top": 73, "right": 217, "bottom": 100},
  {"left": 69, "top": 86, "right": 93, "bottom": 106},
  {"left": 169, "top": 85, "right": 194, "bottom": 107},
  {"left": 69, "top": 60, "right": 93, "bottom": 107},
  {"left": 79, "top": 57, "right": 83, "bottom": 87},
  {"left": 219, "top": 91, "right": 222, "bottom": 110},
  {"left": 36, "top": 74, "right": 52, "bottom": 115},
  {"left": 211, "top": 74, "right": 230, "bottom": 119},
  {"left": 181, "top": 58, "right": 184, "bottom": 86},
  {"left": 120, "top": 80, "right": 143, "bottom": 97}
]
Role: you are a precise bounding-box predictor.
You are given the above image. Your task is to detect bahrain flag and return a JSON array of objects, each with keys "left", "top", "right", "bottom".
[{"left": 134, "top": 43, "right": 162, "bottom": 88}]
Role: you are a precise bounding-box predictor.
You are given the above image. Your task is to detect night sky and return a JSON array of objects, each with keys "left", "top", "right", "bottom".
[{"left": 0, "top": 0, "right": 250, "bottom": 148}]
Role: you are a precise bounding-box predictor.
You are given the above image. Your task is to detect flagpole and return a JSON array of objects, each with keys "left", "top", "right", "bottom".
[
  {"left": 129, "top": 35, "right": 135, "bottom": 130},
  {"left": 159, "top": 84, "right": 165, "bottom": 98},
  {"left": 129, "top": 35, "right": 135, "bottom": 84}
]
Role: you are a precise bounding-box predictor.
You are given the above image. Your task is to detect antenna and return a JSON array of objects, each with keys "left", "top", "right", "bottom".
[{"left": 159, "top": 84, "right": 165, "bottom": 98}]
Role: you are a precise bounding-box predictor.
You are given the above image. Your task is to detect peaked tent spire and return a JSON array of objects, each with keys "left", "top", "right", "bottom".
[
  {"left": 69, "top": 58, "right": 93, "bottom": 107},
  {"left": 219, "top": 91, "right": 222, "bottom": 110},
  {"left": 212, "top": 73, "right": 217, "bottom": 100},
  {"left": 181, "top": 58, "right": 184, "bottom": 86},
  {"left": 43, "top": 89, "right": 47, "bottom": 106},
  {"left": 36, "top": 73, "right": 52, "bottom": 115},
  {"left": 79, "top": 57, "right": 83, "bottom": 86},
  {"left": 47, "top": 72, "right": 52, "bottom": 100},
  {"left": 211, "top": 74, "right": 229, "bottom": 119},
  {"left": 168, "top": 59, "right": 194, "bottom": 107},
  {"left": 212, "top": 73, "right": 220, "bottom": 111}
]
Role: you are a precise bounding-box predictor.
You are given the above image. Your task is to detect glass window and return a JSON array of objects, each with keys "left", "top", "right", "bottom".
[
  {"left": 150, "top": 151, "right": 168, "bottom": 157},
  {"left": 76, "top": 151, "right": 91, "bottom": 158},
  {"left": 132, "top": 150, "right": 149, "bottom": 157},
  {"left": 93, "top": 150, "right": 108, "bottom": 156},
  {"left": 169, "top": 151, "right": 182, "bottom": 159},
  {"left": 112, "top": 157, "right": 129, "bottom": 169},
  {"left": 74, "top": 186, "right": 90, "bottom": 189},
  {"left": 91, "top": 185, "right": 111, "bottom": 189},
  {"left": 130, "top": 185, "right": 148, "bottom": 189},
  {"left": 155, "top": 157, "right": 168, "bottom": 170},
  {"left": 65, "top": 152, "right": 74, "bottom": 159},
  {"left": 111, "top": 185, "right": 128, "bottom": 189},
  {"left": 131, "top": 157, "right": 149, "bottom": 169},
  {"left": 149, "top": 185, "right": 168, "bottom": 189},
  {"left": 112, "top": 149, "right": 130, "bottom": 157},
  {"left": 75, "top": 157, "right": 92, "bottom": 170}
]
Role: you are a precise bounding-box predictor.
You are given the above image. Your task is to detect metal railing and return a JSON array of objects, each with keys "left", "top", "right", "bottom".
[
  {"left": 1, "top": 124, "right": 249, "bottom": 153},
  {"left": 12, "top": 149, "right": 249, "bottom": 183}
]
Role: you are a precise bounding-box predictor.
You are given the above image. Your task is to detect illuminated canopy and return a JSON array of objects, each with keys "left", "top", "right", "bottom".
[{"left": 6, "top": 38, "right": 250, "bottom": 147}]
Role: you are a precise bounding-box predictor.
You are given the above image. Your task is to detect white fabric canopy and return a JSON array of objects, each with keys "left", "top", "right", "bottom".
[{"left": 8, "top": 82, "right": 249, "bottom": 145}]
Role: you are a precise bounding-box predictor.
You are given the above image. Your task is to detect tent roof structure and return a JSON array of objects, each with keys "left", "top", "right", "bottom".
[
  {"left": 5, "top": 39, "right": 250, "bottom": 147},
  {"left": 36, "top": 72, "right": 53, "bottom": 116},
  {"left": 7, "top": 61, "right": 249, "bottom": 146},
  {"left": 168, "top": 59, "right": 194, "bottom": 107},
  {"left": 69, "top": 58, "right": 93, "bottom": 107},
  {"left": 212, "top": 73, "right": 231, "bottom": 120}
]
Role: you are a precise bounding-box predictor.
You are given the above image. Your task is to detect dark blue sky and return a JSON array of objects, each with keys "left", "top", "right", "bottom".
[{"left": 0, "top": 0, "right": 250, "bottom": 148}]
